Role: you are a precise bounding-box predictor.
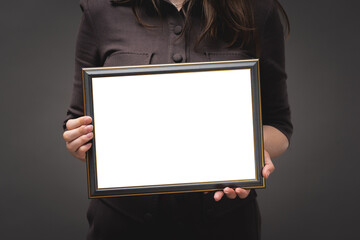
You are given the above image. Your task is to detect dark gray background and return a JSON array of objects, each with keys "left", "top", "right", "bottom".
[{"left": 1, "top": 0, "right": 359, "bottom": 239}]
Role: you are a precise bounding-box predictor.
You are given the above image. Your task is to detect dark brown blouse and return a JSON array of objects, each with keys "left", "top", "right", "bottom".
[{"left": 64, "top": 0, "right": 293, "bottom": 229}]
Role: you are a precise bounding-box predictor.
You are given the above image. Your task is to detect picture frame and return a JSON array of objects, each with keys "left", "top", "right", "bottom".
[{"left": 82, "top": 60, "right": 265, "bottom": 198}]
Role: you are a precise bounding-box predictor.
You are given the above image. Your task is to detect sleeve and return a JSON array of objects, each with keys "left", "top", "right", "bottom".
[
  {"left": 63, "top": 0, "right": 100, "bottom": 130},
  {"left": 259, "top": 2, "right": 293, "bottom": 142}
]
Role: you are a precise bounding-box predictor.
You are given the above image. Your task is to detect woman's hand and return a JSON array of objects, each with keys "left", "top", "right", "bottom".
[
  {"left": 211, "top": 125, "right": 288, "bottom": 201},
  {"left": 63, "top": 116, "right": 93, "bottom": 161},
  {"left": 212, "top": 149, "right": 275, "bottom": 201}
]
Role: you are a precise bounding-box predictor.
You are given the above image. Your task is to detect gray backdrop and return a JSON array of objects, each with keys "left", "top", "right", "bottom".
[{"left": 1, "top": 0, "right": 359, "bottom": 239}]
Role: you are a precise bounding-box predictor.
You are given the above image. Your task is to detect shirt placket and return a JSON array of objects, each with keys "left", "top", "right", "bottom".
[{"left": 166, "top": 10, "right": 186, "bottom": 63}]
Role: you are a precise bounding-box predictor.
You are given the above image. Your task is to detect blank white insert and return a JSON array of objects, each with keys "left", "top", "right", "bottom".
[{"left": 92, "top": 69, "right": 256, "bottom": 189}]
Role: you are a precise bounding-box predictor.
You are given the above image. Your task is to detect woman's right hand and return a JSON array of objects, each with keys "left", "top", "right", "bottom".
[{"left": 63, "top": 116, "right": 93, "bottom": 161}]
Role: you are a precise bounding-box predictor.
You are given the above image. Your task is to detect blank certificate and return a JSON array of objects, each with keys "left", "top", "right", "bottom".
[{"left": 91, "top": 69, "right": 256, "bottom": 190}]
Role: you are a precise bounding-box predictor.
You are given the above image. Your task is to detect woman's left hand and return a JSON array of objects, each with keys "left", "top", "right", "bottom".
[{"left": 213, "top": 149, "right": 274, "bottom": 201}]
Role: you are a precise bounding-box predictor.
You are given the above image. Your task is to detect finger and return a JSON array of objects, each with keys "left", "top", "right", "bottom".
[
  {"left": 63, "top": 124, "right": 93, "bottom": 142},
  {"left": 235, "top": 188, "right": 250, "bottom": 199},
  {"left": 214, "top": 191, "right": 224, "bottom": 202},
  {"left": 223, "top": 187, "right": 237, "bottom": 199},
  {"left": 66, "top": 132, "right": 94, "bottom": 153},
  {"left": 74, "top": 142, "right": 92, "bottom": 161},
  {"left": 66, "top": 116, "right": 92, "bottom": 130},
  {"left": 262, "top": 150, "right": 275, "bottom": 179}
]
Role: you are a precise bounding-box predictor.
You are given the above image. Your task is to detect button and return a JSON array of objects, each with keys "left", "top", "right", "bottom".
[
  {"left": 174, "top": 25, "right": 182, "bottom": 35},
  {"left": 172, "top": 54, "right": 183, "bottom": 63},
  {"left": 144, "top": 212, "right": 153, "bottom": 222}
]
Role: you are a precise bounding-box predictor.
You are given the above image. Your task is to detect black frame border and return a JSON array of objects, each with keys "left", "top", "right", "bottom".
[{"left": 82, "top": 60, "right": 264, "bottom": 198}]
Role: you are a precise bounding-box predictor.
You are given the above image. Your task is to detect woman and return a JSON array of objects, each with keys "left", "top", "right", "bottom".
[{"left": 63, "top": 0, "right": 292, "bottom": 239}]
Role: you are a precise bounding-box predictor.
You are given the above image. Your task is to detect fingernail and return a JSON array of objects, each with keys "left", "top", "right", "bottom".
[
  {"left": 85, "top": 125, "right": 93, "bottom": 131},
  {"left": 87, "top": 132, "right": 93, "bottom": 138}
]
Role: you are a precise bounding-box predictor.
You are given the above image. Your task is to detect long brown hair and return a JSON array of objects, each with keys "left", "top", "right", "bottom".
[{"left": 110, "top": 0, "right": 289, "bottom": 48}]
